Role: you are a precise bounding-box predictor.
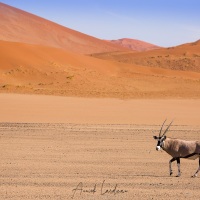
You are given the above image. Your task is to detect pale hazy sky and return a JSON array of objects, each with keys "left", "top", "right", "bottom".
[{"left": 1, "top": 0, "right": 200, "bottom": 47}]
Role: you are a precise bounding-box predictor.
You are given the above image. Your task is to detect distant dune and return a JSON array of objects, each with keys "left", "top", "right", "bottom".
[
  {"left": 107, "top": 38, "right": 161, "bottom": 51},
  {"left": 93, "top": 40, "right": 200, "bottom": 72},
  {"left": 0, "top": 2, "right": 127, "bottom": 54}
]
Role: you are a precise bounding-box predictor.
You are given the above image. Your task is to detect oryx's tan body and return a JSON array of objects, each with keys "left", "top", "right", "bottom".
[{"left": 163, "top": 138, "right": 200, "bottom": 159}]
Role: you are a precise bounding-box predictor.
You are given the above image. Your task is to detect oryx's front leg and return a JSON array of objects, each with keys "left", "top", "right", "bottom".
[
  {"left": 169, "top": 157, "right": 181, "bottom": 177},
  {"left": 192, "top": 157, "right": 200, "bottom": 178},
  {"left": 169, "top": 158, "right": 176, "bottom": 176}
]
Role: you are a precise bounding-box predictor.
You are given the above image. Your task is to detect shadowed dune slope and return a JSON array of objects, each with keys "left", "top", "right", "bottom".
[
  {"left": 107, "top": 38, "right": 161, "bottom": 51},
  {"left": 1, "top": 40, "right": 200, "bottom": 98},
  {"left": 0, "top": 2, "right": 127, "bottom": 54},
  {"left": 93, "top": 40, "right": 200, "bottom": 72}
]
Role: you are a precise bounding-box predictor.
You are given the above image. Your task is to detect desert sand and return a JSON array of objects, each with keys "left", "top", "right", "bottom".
[
  {"left": 0, "top": 95, "right": 200, "bottom": 199},
  {"left": 1, "top": 93, "right": 200, "bottom": 125}
]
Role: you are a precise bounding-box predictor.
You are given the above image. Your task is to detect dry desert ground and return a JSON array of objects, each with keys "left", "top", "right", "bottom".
[{"left": 0, "top": 94, "right": 200, "bottom": 200}]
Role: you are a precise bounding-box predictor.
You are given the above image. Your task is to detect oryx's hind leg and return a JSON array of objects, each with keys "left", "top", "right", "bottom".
[
  {"left": 176, "top": 158, "right": 181, "bottom": 177},
  {"left": 192, "top": 156, "right": 200, "bottom": 178}
]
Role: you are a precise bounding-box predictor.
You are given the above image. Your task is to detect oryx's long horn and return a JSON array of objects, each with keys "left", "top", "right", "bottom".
[
  {"left": 162, "top": 120, "right": 173, "bottom": 137},
  {"left": 159, "top": 119, "right": 167, "bottom": 137}
]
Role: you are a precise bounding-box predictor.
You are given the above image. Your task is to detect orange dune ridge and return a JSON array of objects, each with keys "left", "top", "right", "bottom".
[
  {"left": 0, "top": 2, "right": 128, "bottom": 54},
  {"left": 93, "top": 40, "right": 200, "bottom": 72},
  {"left": 1, "top": 40, "right": 200, "bottom": 98}
]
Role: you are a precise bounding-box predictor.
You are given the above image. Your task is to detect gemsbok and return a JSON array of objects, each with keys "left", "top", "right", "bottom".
[{"left": 153, "top": 120, "right": 200, "bottom": 177}]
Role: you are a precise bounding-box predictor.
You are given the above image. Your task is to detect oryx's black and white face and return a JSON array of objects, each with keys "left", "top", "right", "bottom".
[
  {"left": 153, "top": 135, "right": 166, "bottom": 151},
  {"left": 153, "top": 119, "right": 173, "bottom": 151}
]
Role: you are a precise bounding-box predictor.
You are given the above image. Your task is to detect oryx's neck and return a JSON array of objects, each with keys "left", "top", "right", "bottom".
[{"left": 162, "top": 138, "right": 173, "bottom": 151}]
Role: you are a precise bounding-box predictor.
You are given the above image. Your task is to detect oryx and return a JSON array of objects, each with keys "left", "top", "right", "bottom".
[{"left": 153, "top": 120, "right": 200, "bottom": 177}]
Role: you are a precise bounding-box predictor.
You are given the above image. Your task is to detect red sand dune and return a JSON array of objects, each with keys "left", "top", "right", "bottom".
[
  {"left": 107, "top": 38, "right": 161, "bottom": 51},
  {"left": 0, "top": 2, "right": 127, "bottom": 54}
]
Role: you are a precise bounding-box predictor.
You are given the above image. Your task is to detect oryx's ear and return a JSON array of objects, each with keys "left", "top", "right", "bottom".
[
  {"left": 163, "top": 135, "right": 166, "bottom": 140},
  {"left": 153, "top": 136, "right": 158, "bottom": 140}
]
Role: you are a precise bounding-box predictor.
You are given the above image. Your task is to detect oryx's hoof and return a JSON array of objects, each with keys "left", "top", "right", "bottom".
[
  {"left": 191, "top": 174, "right": 197, "bottom": 178},
  {"left": 170, "top": 172, "right": 173, "bottom": 176}
]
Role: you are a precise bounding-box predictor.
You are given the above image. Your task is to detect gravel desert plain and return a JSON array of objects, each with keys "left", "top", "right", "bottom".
[{"left": 0, "top": 2, "right": 200, "bottom": 200}]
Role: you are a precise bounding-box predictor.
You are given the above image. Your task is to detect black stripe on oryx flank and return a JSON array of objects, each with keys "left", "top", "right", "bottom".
[{"left": 183, "top": 153, "right": 198, "bottom": 159}]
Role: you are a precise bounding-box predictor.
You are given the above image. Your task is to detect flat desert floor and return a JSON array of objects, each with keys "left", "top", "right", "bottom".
[{"left": 0, "top": 94, "right": 200, "bottom": 199}]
